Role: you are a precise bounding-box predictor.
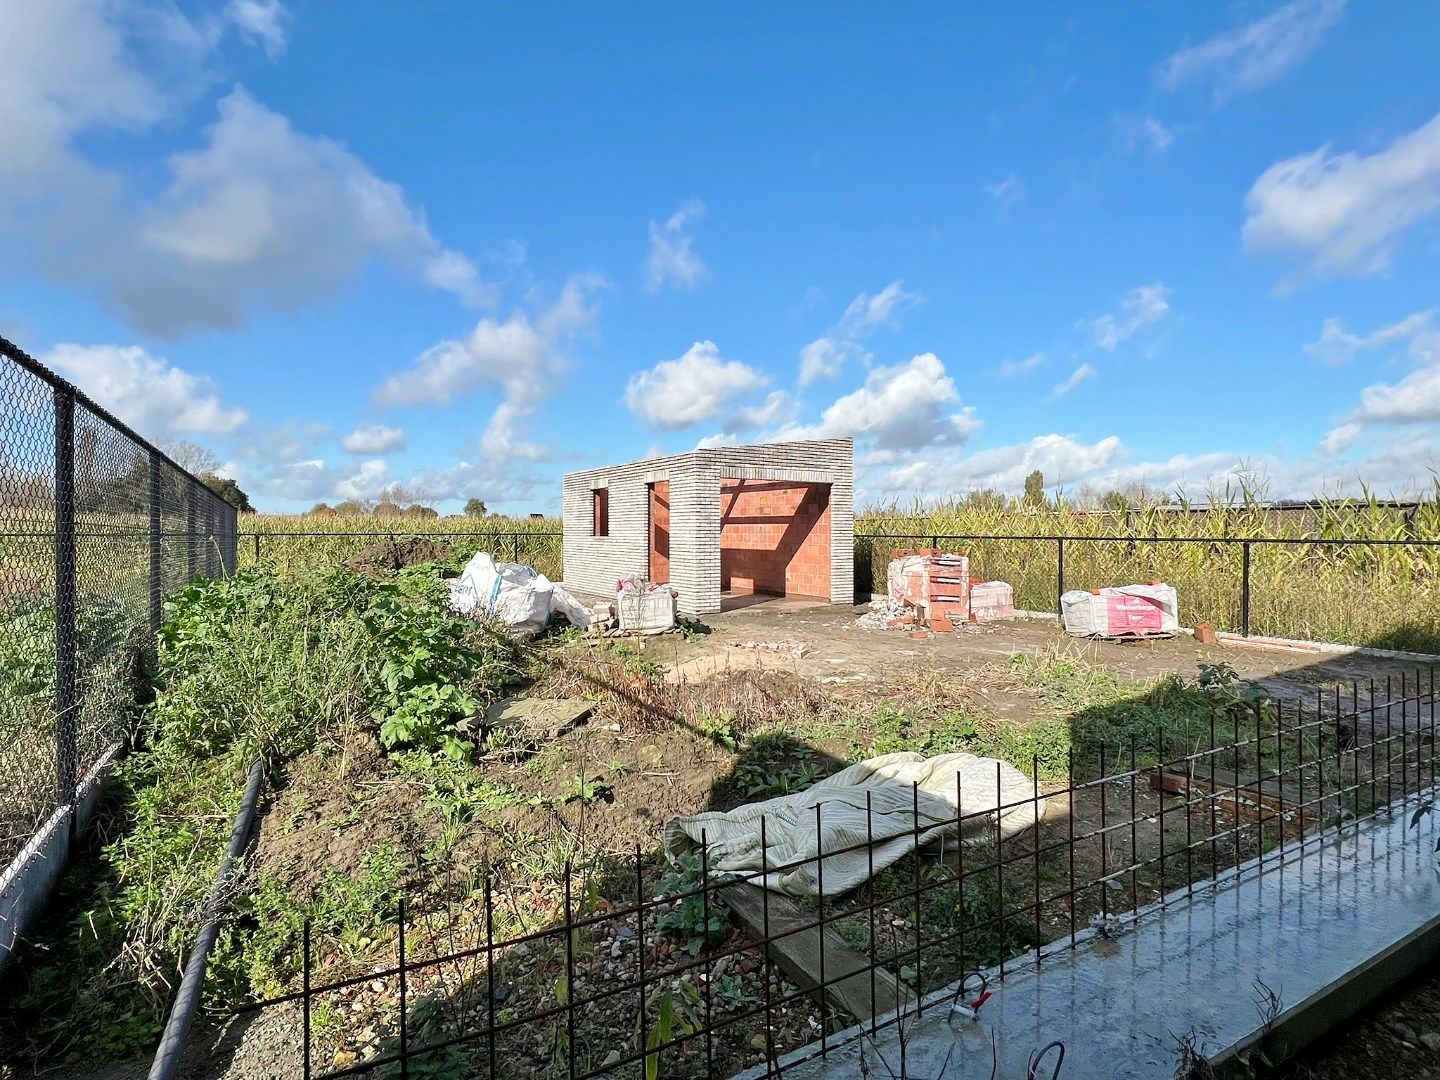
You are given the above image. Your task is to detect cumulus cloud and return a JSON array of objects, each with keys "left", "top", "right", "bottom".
[
  {"left": 1049, "top": 362, "right": 1096, "bottom": 398},
  {"left": 1315, "top": 310, "right": 1440, "bottom": 451},
  {"left": 1158, "top": 0, "right": 1346, "bottom": 104},
  {"left": 42, "top": 342, "right": 247, "bottom": 437},
  {"left": 1243, "top": 112, "right": 1440, "bottom": 283},
  {"left": 1091, "top": 283, "right": 1171, "bottom": 350},
  {"left": 625, "top": 341, "right": 770, "bottom": 431},
  {"left": 798, "top": 280, "right": 921, "bottom": 385},
  {"left": 374, "top": 273, "right": 602, "bottom": 463},
  {"left": 340, "top": 424, "right": 406, "bottom": 455},
  {"left": 777, "top": 353, "right": 979, "bottom": 455},
  {"left": 0, "top": 3, "right": 485, "bottom": 336},
  {"left": 644, "top": 200, "right": 708, "bottom": 293}
]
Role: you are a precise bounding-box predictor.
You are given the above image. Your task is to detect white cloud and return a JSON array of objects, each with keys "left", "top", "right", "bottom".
[
  {"left": 726, "top": 390, "right": 795, "bottom": 433},
  {"left": 869, "top": 435, "right": 1253, "bottom": 501},
  {"left": 374, "top": 274, "right": 601, "bottom": 465},
  {"left": 480, "top": 402, "right": 551, "bottom": 462},
  {"left": 340, "top": 424, "right": 406, "bottom": 455},
  {"left": 1304, "top": 310, "right": 1435, "bottom": 365},
  {"left": 984, "top": 173, "right": 1026, "bottom": 214},
  {"left": 1158, "top": 0, "right": 1346, "bottom": 104},
  {"left": 226, "top": 0, "right": 288, "bottom": 59},
  {"left": 333, "top": 458, "right": 389, "bottom": 501},
  {"left": 0, "top": 5, "right": 485, "bottom": 336},
  {"left": 1319, "top": 422, "right": 1362, "bottom": 454},
  {"left": 798, "top": 280, "right": 921, "bottom": 385},
  {"left": 1050, "top": 362, "right": 1096, "bottom": 398},
  {"left": 1115, "top": 114, "right": 1179, "bottom": 154},
  {"left": 777, "top": 353, "right": 979, "bottom": 455},
  {"left": 1315, "top": 310, "right": 1440, "bottom": 451},
  {"left": 1090, "top": 283, "right": 1171, "bottom": 350},
  {"left": 376, "top": 275, "right": 600, "bottom": 410},
  {"left": 644, "top": 199, "right": 708, "bottom": 293},
  {"left": 625, "top": 341, "right": 770, "bottom": 431},
  {"left": 42, "top": 342, "right": 247, "bottom": 437},
  {"left": 999, "top": 352, "right": 1046, "bottom": 378},
  {"left": 876, "top": 434, "right": 1125, "bottom": 495},
  {"left": 1352, "top": 366, "right": 1440, "bottom": 424},
  {"left": 1243, "top": 111, "right": 1440, "bottom": 283}
]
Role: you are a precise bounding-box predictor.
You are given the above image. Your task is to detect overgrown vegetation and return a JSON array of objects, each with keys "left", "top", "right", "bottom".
[{"left": 0, "top": 563, "right": 529, "bottom": 1059}]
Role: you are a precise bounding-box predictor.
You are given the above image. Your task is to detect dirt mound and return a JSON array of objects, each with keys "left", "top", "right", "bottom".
[{"left": 343, "top": 536, "right": 449, "bottom": 574}]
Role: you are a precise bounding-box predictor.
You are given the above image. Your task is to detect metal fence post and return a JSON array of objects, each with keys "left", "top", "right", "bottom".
[
  {"left": 253, "top": 532, "right": 261, "bottom": 566},
  {"left": 185, "top": 483, "right": 197, "bottom": 580},
  {"left": 1240, "top": 540, "right": 1252, "bottom": 638},
  {"left": 148, "top": 452, "right": 162, "bottom": 636},
  {"left": 513, "top": 532, "right": 521, "bottom": 563},
  {"left": 53, "top": 386, "right": 78, "bottom": 826},
  {"left": 1056, "top": 536, "right": 1066, "bottom": 616}
]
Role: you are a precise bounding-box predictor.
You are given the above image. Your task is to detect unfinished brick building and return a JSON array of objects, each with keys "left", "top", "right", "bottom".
[{"left": 562, "top": 439, "right": 854, "bottom": 615}]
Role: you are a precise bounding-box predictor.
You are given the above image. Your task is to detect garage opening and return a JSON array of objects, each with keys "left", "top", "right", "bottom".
[{"left": 719, "top": 480, "right": 831, "bottom": 601}]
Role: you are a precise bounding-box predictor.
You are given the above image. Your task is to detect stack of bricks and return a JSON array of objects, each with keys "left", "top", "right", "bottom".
[{"left": 889, "top": 549, "right": 970, "bottom": 631}]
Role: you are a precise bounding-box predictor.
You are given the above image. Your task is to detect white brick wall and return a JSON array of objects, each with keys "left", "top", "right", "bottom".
[{"left": 562, "top": 439, "right": 854, "bottom": 614}]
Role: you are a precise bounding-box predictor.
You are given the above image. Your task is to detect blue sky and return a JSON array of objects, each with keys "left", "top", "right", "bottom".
[{"left": 4, "top": 0, "right": 1440, "bottom": 513}]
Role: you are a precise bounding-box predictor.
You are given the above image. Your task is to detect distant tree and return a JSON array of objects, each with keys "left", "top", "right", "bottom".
[
  {"left": 372, "top": 499, "right": 404, "bottom": 518},
  {"left": 1023, "top": 470, "right": 1046, "bottom": 508},
  {"left": 159, "top": 438, "right": 222, "bottom": 477},
  {"left": 404, "top": 504, "right": 439, "bottom": 519},
  {"left": 200, "top": 473, "right": 255, "bottom": 513},
  {"left": 333, "top": 499, "right": 370, "bottom": 516},
  {"left": 1100, "top": 490, "right": 1130, "bottom": 514},
  {"left": 962, "top": 488, "right": 1007, "bottom": 513},
  {"left": 463, "top": 498, "right": 488, "bottom": 518},
  {"left": 309, "top": 502, "right": 335, "bottom": 516}
]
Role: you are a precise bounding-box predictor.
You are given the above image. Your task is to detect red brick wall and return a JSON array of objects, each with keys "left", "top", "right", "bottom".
[
  {"left": 719, "top": 481, "right": 831, "bottom": 599},
  {"left": 648, "top": 481, "right": 670, "bottom": 583}
]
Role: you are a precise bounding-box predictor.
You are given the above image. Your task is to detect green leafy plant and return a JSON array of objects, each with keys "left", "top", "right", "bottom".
[{"left": 654, "top": 853, "right": 730, "bottom": 955}]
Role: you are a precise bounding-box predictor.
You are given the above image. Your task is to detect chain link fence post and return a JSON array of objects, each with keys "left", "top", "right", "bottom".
[
  {"left": 52, "top": 385, "right": 78, "bottom": 834},
  {"left": 185, "top": 483, "right": 197, "bottom": 580},
  {"left": 148, "top": 451, "right": 162, "bottom": 637}
]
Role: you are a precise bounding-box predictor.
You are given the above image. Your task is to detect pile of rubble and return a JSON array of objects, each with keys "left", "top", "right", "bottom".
[
  {"left": 730, "top": 638, "right": 810, "bottom": 657},
  {"left": 855, "top": 598, "right": 919, "bottom": 631}
]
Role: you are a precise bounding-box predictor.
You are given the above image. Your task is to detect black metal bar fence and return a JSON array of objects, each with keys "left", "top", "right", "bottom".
[
  {"left": 239, "top": 527, "right": 1440, "bottom": 651},
  {"left": 222, "top": 672, "right": 1437, "bottom": 1079},
  {"left": 0, "top": 334, "right": 240, "bottom": 875}
]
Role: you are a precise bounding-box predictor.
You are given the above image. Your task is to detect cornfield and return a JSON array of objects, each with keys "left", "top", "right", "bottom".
[
  {"left": 238, "top": 515, "right": 563, "bottom": 579},
  {"left": 238, "top": 484, "right": 1440, "bottom": 652}
]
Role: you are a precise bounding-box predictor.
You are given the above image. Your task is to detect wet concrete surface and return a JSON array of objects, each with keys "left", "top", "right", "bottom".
[{"left": 733, "top": 796, "right": 1440, "bottom": 1079}]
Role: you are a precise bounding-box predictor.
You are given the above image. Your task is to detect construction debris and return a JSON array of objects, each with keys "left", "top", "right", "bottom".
[{"left": 731, "top": 639, "right": 810, "bottom": 657}]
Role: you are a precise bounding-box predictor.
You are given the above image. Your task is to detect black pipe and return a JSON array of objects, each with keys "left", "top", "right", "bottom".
[{"left": 147, "top": 758, "right": 266, "bottom": 1080}]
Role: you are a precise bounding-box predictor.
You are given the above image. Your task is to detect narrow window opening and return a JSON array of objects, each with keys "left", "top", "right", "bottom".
[{"left": 592, "top": 487, "right": 609, "bottom": 537}]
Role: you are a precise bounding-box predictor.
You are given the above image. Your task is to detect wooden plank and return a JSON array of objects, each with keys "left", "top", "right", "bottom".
[
  {"left": 1149, "top": 767, "right": 1328, "bottom": 831},
  {"left": 721, "top": 882, "right": 915, "bottom": 1022}
]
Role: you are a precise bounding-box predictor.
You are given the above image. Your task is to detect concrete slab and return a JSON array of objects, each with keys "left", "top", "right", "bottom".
[
  {"left": 733, "top": 795, "right": 1440, "bottom": 1079},
  {"left": 481, "top": 697, "right": 594, "bottom": 742}
]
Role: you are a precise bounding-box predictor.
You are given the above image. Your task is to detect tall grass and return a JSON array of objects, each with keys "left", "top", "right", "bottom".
[{"left": 238, "top": 514, "right": 562, "bottom": 578}]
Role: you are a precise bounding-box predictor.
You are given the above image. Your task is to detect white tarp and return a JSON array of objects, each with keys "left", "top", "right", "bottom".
[
  {"left": 449, "top": 551, "right": 590, "bottom": 638},
  {"left": 663, "top": 752, "right": 1044, "bottom": 897}
]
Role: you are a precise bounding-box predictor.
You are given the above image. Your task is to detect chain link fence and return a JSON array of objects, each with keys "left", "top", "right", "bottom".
[{"left": 0, "top": 336, "right": 239, "bottom": 874}]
